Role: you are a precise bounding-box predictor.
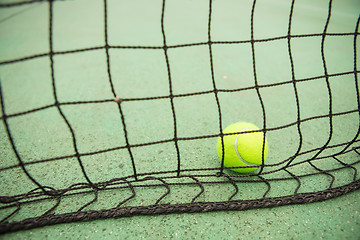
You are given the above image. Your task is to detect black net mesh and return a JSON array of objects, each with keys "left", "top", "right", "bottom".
[{"left": 0, "top": 0, "right": 359, "bottom": 233}]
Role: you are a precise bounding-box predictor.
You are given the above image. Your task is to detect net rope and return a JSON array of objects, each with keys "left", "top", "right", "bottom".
[{"left": 0, "top": 0, "right": 359, "bottom": 233}]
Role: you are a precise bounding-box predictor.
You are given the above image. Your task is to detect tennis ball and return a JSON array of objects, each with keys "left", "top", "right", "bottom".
[{"left": 217, "top": 122, "right": 268, "bottom": 173}]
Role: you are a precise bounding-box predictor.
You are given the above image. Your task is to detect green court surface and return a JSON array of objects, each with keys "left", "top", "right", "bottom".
[{"left": 0, "top": 0, "right": 360, "bottom": 239}]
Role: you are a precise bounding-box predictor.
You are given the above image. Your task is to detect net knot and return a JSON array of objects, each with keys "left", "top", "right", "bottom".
[{"left": 114, "top": 96, "right": 122, "bottom": 103}]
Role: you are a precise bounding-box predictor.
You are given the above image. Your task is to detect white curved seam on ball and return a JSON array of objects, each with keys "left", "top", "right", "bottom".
[{"left": 234, "top": 128, "right": 259, "bottom": 167}]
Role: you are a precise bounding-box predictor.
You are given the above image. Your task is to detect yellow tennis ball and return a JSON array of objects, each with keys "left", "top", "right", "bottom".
[{"left": 217, "top": 122, "right": 268, "bottom": 173}]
